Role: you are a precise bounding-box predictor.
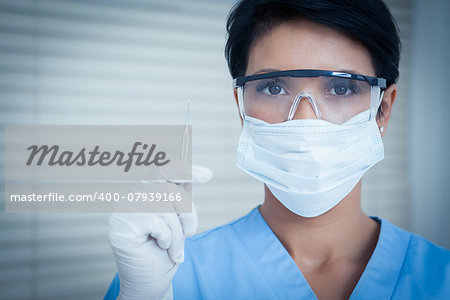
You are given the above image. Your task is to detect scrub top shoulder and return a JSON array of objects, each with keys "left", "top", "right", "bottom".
[{"left": 104, "top": 207, "right": 450, "bottom": 300}]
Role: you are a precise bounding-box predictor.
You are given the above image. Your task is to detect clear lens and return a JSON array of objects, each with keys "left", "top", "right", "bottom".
[{"left": 240, "top": 76, "right": 375, "bottom": 124}]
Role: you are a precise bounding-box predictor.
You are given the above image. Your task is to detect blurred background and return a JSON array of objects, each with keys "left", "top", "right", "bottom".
[{"left": 0, "top": 0, "right": 448, "bottom": 299}]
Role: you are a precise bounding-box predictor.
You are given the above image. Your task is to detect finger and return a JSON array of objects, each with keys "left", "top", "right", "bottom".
[
  {"left": 147, "top": 215, "right": 172, "bottom": 250},
  {"left": 158, "top": 160, "right": 191, "bottom": 182},
  {"left": 109, "top": 213, "right": 146, "bottom": 238},
  {"left": 161, "top": 182, "right": 192, "bottom": 215},
  {"left": 159, "top": 163, "right": 213, "bottom": 184},
  {"left": 164, "top": 214, "right": 185, "bottom": 263},
  {"left": 192, "top": 165, "right": 213, "bottom": 183},
  {"left": 178, "top": 202, "right": 198, "bottom": 237},
  {"left": 182, "top": 182, "right": 192, "bottom": 195}
]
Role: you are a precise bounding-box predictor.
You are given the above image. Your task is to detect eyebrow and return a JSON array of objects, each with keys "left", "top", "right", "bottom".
[{"left": 249, "top": 68, "right": 364, "bottom": 76}]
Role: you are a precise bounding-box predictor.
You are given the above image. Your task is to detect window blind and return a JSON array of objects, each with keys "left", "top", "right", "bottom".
[{"left": 0, "top": 0, "right": 412, "bottom": 298}]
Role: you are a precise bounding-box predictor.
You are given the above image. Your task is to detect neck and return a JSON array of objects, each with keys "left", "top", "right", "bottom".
[{"left": 259, "top": 181, "right": 380, "bottom": 267}]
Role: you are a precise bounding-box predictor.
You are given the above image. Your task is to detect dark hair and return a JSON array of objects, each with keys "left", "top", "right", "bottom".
[{"left": 225, "top": 0, "right": 401, "bottom": 87}]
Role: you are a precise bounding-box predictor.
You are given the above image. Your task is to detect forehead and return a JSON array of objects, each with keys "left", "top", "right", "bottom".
[{"left": 246, "top": 19, "right": 375, "bottom": 77}]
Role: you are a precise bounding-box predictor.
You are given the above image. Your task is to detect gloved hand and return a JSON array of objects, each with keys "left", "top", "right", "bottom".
[{"left": 108, "top": 165, "right": 213, "bottom": 300}]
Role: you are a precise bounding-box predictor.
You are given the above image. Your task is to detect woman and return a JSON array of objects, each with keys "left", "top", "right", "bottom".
[{"left": 105, "top": 0, "right": 450, "bottom": 299}]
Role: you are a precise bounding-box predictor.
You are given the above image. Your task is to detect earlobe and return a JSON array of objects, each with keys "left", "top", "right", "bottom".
[{"left": 377, "top": 84, "right": 397, "bottom": 136}]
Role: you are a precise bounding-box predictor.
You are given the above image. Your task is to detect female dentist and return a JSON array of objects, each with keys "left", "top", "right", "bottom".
[{"left": 105, "top": 0, "right": 450, "bottom": 299}]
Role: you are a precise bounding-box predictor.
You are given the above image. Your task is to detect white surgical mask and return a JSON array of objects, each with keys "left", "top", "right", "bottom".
[{"left": 236, "top": 110, "right": 384, "bottom": 217}]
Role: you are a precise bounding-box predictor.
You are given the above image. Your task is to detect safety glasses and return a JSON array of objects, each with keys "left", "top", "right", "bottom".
[{"left": 233, "top": 69, "right": 386, "bottom": 125}]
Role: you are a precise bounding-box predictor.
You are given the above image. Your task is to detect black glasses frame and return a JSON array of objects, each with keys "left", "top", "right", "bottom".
[{"left": 233, "top": 69, "right": 386, "bottom": 89}]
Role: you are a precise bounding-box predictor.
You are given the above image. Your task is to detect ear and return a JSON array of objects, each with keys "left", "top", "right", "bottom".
[
  {"left": 234, "top": 88, "right": 244, "bottom": 126},
  {"left": 376, "top": 84, "right": 397, "bottom": 137}
]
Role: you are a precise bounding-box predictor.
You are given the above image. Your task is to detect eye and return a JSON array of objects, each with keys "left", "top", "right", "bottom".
[
  {"left": 332, "top": 84, "right": 350, "bottom": 95},
  {"left": 267, "top": 85, "right": 284, "bottom": 95},
  {"left": 256, "top": 79, "right": 288, "bottom": 96},
  {"left": 327, "top": 79, "right": 360, "bottom": 96}
]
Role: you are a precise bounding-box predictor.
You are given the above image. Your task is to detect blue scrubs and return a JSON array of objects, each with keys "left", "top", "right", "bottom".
[{"left": 104, "top": 206, "right": 450, "bottom": 299}]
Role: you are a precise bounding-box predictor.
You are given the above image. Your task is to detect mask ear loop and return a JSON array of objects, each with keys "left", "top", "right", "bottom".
[
  {"left": 287, "top": 91, "right": 323, "bottom": 121},
  {"left": 369, "top": 86, "right": 383, "bottom": 121},
  {"left": 236, "top": 87, "right": 246, "bottom": 120}
]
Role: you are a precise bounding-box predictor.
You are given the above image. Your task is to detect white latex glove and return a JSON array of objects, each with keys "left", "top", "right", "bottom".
[{"left": 109, "top": 165, "right": 213, "bottom": 300}]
